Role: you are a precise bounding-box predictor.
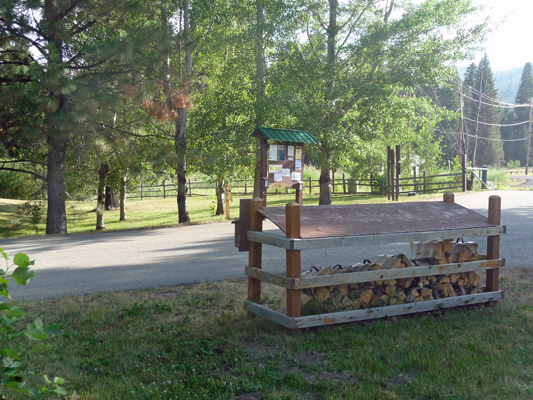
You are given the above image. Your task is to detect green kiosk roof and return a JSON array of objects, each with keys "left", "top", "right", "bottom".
[{"left": 252, "top": 126, "right": 319, "bottom": 144}]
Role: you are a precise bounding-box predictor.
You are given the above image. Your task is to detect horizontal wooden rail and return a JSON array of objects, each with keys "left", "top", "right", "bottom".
[
  {"left": 245, "top": 258, "right": 504, "bottom": 290},
  {"left": 244, "top": 290, "right": 503, "bottom": 329},
  {"left": 247, "top": 226, "right": 506, "bottom": 250}
]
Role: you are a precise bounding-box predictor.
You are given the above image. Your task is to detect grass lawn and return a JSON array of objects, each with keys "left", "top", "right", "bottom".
[
  {"left": 0, "top": 192, "right": 448, "bottom": 239},
  {"left": 3, "top": 267, "right": 533, "bottom": 399}
]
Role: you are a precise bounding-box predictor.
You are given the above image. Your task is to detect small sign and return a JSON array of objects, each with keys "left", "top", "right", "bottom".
[
  {"left": 295, "top": 159, "right": 302, "bottom": 170},
  {"left": 291, "top": 172, "right": 302, "bottom": 181},
  {"left": 269, "top": 144, "right": 277, "bottom": 161},
  {"left": 288, "top": 145, "right": 295, "bottom": 157}
]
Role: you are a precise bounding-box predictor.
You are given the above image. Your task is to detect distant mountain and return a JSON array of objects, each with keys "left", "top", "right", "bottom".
[{"left": 493, "top": 66, "right": 524, "bottom": 103}]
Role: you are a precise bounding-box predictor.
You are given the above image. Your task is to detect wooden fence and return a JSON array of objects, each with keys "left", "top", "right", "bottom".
[{"left": 129, "top": 170, "right": 463, "bottom": 200}]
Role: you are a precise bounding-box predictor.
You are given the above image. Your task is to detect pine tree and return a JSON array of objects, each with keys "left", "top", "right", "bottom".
[
  {"left": 509, "top": 63, "right": 533, "bottom": 165},
  {"left": 0, "top": 0, "right": 158, "bottom": 234},
  {"left": 462, "top": 54, "right": 504, "bottom": 167}
]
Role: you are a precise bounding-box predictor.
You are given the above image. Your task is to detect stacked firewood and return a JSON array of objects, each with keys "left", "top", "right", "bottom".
[{"left": 301, "top": 240, "right": 482, "bottom": 314}]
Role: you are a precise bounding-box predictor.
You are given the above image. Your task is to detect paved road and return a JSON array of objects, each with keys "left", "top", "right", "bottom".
[
  {"left": 0, "top": 190, "right": 531, "bottom": 300},
  {"left": 510, "top": 175, "right": 533, "bottom": 188}
]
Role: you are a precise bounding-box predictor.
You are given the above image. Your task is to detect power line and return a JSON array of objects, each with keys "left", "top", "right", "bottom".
[
  {"left": 461, "top": 116, "right": 531, "bottom": 127},
  {"left": 435, "top": 129, "right": 528, "bottom": 142}
]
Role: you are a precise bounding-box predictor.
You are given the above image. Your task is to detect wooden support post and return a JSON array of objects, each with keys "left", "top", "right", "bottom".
[
  {"left": 486, "top": 195, "right": 501, "bottom": 292},
  {"left": 225, "top": 198, "right": 230, "bottom": 219},
  {"left": 188, "top": 179, "right": 192, "bottom": 197},
  {"left": 443, "top": 192, "right": 454, "bottom": 204},
  {"left": 140, "top": 182, "right": 143, "bottom": 200},
  {"left": 387, "top": 146, "right": 391, "bottom": 200},
  {"left": 396, "top": 144, "right": 401, "bottom": 201},
  {"left": 423, "top": 171, "right": 427, "bottom": 194},
  {"left": 244, "top": 178, "right": 248, "bottom": 195},
  {"left": 286, "top": 202, "right": 302, "bottom": 328},
  {"left": 163, "top": 182, "right": 166, "bottom": 198},
  {"left": 309, "top": 177, "right": 312, "bottom": 194},
  {"left": 332, "top": 170, "right": 335, "bottom": 194},
  {"left": 248, "top": 199, "right": 264, "bottom": 313},
  {"left": 413, "top": 167, "right": 417, "bottom": 192},
  {"left": 370, "top": 173, "right": 374, "bottom": 194}
]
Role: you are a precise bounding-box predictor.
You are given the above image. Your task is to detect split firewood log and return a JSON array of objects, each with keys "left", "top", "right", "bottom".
[
  {"left": 447, "top": 242, "right": 479, "bottom": 263},
  {"left": 371, "top": 254, "right": 413, "bottom": 269},
  {"left": 359, "top": 289, "right": 373, "bottom": 305},
  {"left": 410, "top": 240, "right": 453, "bottom": 262},
  {"left": 314, "top": 287, "right": 330, "bottom": 302},
  {"left": 370, "top": 263, "right": 386, "bottom": 285}
]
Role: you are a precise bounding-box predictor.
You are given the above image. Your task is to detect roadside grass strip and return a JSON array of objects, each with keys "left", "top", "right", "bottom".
[{"left": 5, "top": 267, "right": 533, "bottom": 399}]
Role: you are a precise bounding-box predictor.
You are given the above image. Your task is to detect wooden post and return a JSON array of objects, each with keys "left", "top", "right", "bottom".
[
  {"left": 244, "top": 178, "right": 248, "bottom": 195},
  {"left": 188, "top": 179, "right": 192, "bottom": 197},
  {"left": 140, "top": 182, "right": 143, "bottom": 200},
  {"left": 370, "top": 173, "right": 373, "bottom": 194},
  {"left": 332, "top": 170, "right": 335, "bottom": 194},
  {"left": 443, "top": 192, "right": 454, "bottom": 203},
  {"left": 423, "top": 171, "right": 427, "bottom": 194},
  {"left": 486, "top": 195, "right": 501, "bottom": 292},
  {"left": 395, "top": 144, "right": 401, "bottom": 201},
  {"left": 387, "top": 146, "right": 391, "bottom": 200},
  {"left": 413, "top": 167, "right": 417, "bottom": 192},
  {"left": 309, "top": 177, "right": 312, "bottom": 194},
  {"left": 286, "top": 202, "right": 301, "bottom": 324},
  {"left": 163, "top": 182, "right": 166, "bottom": 198},
  {"left": 248, "top": 199, "right": 264, "bottom": 313},
  {"left": 461, "top": 153, "right": 466, "bottom": 192},
  {"left": 526, "top": 102, "right": 532, "bottom": 175},
  {"left": 343, "top": 173, "right": 346, "bottom": 194}
]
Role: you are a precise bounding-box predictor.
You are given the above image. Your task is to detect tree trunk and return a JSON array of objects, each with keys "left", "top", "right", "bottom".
[
  {"left": 46, "top": 136, "right": 68, "bottom": 234},
  {"left": 253, "top": 0, "right": 266, "bottom": 198},
  {"left": 176, "top": 108, "right": 190, "bottom": 223},
  {"left": 120, "top": 174, "right": 127, "bottom": 221},
  {"left": 96, "top": 163, "right": 109, "bottom": 230},
  {"left": 105, "top": 186, "right": 119, "bottom": 210},
  {"left": 319, "top": 166, "right": 332, "bottom": 205},
  {"left": 44, "top": 0, "right": 68, "bottom": 235},
  {"left": 215, "top": 180, "right": 225, "bottom": 216}
]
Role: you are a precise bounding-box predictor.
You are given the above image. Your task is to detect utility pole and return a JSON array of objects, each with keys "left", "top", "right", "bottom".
[
  {"left": 526, "top": 100, "right": 532, "bottom": 175},
  {"left": 459, "top": 82, "right": 466, "bottom": 191}
]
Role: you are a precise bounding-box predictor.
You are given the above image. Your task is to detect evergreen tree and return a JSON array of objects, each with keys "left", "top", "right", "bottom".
[
  {"left": 508, "top": 62, "right": 533, "bottom": 165},
  {"left": 462, "top": 54, "right": 504, "bottom": 167},
  {"left": 0, "top": 0, "right": 159, "bottom": 234}
]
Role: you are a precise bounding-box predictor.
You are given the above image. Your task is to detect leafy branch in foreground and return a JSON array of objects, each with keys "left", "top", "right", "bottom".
[{"left": 0, "top": 248, "right": 66, "bottom": 398}]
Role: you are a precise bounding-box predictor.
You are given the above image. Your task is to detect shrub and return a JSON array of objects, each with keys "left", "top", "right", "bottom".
[{"left": 0, "top": 248, "right": 67, "bottom": 397}]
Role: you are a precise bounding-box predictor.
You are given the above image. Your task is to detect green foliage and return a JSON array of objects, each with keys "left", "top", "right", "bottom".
[
  {"left": 506, "top": 160, "right": 522, "bottom": 169},
  {"left": 0, "top": 248, "right": 66, "bottom": 397},
  {"left": 0, "top": 172, "right": 41, "bottom": 200}
]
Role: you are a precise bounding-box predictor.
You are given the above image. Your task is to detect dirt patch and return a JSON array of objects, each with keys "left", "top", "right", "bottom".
[
  {"left": 290, "top": 351, "right": 323, "bottom": 364},
  {"left": 305, "top": 370, "right": 361, "bottom": 385}
]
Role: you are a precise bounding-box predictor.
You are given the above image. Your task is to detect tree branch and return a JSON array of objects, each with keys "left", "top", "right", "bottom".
[
  {"left": 0, "top": 167, "right": 46, "bottom": 181},
  {"left": 55, "top": 0, "right": 82, "bottom": 21}
]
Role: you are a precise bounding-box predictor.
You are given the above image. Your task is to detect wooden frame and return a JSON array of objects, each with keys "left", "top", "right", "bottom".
[{"left": 244, "top": 193, "right": 505, "bottom": 330}]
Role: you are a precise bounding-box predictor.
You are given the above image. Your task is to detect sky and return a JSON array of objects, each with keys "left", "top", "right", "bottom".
[{"left": 461, "top": 0, "right": 533, "bottom": 71}]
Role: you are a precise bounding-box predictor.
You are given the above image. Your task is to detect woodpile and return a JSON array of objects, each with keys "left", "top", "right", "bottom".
[{"left": 301, "top": 241, "right": 482, "bottom": 314}]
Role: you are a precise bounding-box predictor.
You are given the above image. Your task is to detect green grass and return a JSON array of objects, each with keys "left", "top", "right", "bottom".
[
  {"left": 5, "top": 267, "right": 533, "bottom": 399},
  {"left": 0, "top": 191, "right": 445, "bottom": 239}
]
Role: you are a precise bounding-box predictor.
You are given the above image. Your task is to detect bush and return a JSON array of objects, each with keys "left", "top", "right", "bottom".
[
  {"left": 0, "top": 171, "right": 42, "bottom": 200},
  {"left": 0, "top": 248, "right": 67, "bottom": 397}
]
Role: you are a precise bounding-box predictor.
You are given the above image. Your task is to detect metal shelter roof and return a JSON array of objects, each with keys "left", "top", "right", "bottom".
[
  {"left": 252, "top": 127, "right": 319, "bottom": 144},
  {"left": 259, "top": 201, "right": 496, "bottom": 239}
]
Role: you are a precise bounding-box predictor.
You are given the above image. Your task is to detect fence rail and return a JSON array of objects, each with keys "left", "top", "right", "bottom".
[{"left": 129, "top": 170, "right": 463, "bottom": 200}]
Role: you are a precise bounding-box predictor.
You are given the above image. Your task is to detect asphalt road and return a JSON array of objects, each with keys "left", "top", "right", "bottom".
[{"left": 1, "top": 190, "right": 531, "bottom": 301}]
